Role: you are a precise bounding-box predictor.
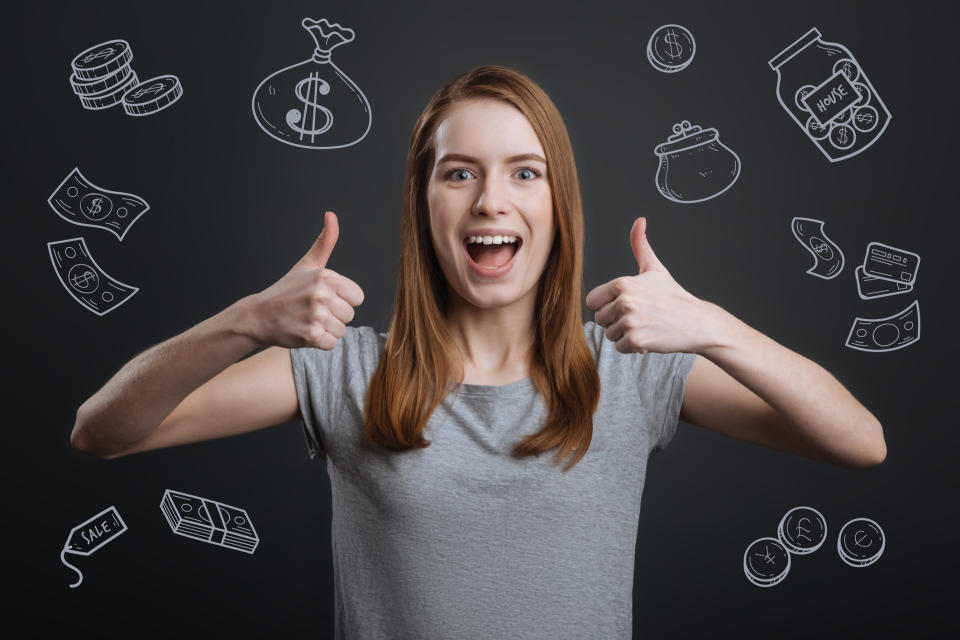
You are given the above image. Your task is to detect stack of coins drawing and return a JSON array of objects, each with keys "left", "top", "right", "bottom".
[{"left": 69, "top": 39, "right": 182, "bottom": 116}]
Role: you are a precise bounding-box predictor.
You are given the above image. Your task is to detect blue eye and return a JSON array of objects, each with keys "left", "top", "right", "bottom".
[
  {"left": 447, "top": 169, "right": 474, "bottom": 181},
  {"left": 516, "top": 168, "right": 540, "bottom": 180}
]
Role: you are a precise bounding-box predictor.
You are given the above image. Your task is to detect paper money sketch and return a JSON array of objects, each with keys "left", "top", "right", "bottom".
[
  {"left": 61, "top": 506, "right": 128, "bottom": 588},
  {"left": 48, "top": 238, "right": 139, "bottom": 316},
  {"left": 845, "top": 299, "right": 920, "bottom": 352},
  {"left": 252, "top": 18, "right": 372, "bottom": 149},
  {"left": 654, "top": 120, "right": 741, "bottom": 203},
  {"left": 791, "top": 217, "right": 845, "bottom": 279},
  {"left": 160, "top": 489, "right": 260, "bottom": 554},
  {"left": 48, "top": 168, "right": 149, "bottom": 241}
]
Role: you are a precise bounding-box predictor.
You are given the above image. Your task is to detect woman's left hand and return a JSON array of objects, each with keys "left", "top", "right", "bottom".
[{"left": 586, "top": 217, "right": 721, "bottom": 355}]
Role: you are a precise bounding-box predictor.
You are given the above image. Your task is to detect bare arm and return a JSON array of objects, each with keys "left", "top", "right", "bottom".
[
  {"left": 71, "top": 298, "right": 296, "bottom": 458},
  {"left": 679, "top": 303, "right": 886, "bottom": 469},
  {"left": 71, "top": 210, "right": 365, "bottom": 459}
]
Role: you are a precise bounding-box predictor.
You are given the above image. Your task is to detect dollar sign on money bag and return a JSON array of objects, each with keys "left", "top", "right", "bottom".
[{"left": 252, "top": 18, "right": 372, "bottom": 149}]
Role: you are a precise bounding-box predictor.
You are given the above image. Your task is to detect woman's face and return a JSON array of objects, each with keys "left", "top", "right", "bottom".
[{"left": 427, "top": 98, "right": 555, "bottom": 310}]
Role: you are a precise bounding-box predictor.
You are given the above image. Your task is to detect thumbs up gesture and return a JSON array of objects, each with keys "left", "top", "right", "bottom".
[
  {"left": 585, "top": 217, "right": 713, "bottom": 355},
  {"left": 248, "top": 211, "right": 365, "bottom": 350}
]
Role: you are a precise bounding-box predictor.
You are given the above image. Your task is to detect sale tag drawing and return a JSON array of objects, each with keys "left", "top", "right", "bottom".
[{"left": 61, "top": 506, "right": 128, "bottom": 588}]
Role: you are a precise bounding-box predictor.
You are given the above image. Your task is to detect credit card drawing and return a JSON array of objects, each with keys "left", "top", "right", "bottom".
[
  {"left": 862, "top": 242, "right": 920, "bottom": 285},
  {"left": 160, "top": 489, "right": 259, "bottom": 554}
]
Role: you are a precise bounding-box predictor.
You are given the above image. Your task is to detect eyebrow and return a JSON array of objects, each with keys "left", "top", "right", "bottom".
[{"left": 436, "top": 152, "right": 547, "bottom": 165}]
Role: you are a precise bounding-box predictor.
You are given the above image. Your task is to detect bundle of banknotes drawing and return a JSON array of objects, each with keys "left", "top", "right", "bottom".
[
  {"left": 47, "top": 168, "right": 149, "bottom": 315},
  {"left": 791, "top": 218, "right": 921, "bottom": 352}
]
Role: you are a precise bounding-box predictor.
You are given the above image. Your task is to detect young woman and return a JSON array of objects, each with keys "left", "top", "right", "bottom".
[{"left": 72, "top": 65, "right": 885, "bottom": 638}]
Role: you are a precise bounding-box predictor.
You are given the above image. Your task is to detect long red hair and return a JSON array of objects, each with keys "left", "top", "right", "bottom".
[{"left": 363, "top": 64, "right": 600, "bottom": 472}]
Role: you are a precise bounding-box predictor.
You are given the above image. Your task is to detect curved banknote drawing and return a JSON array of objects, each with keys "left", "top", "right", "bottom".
[
  {"left": 791, "top": 217, "right": 845, "bottom": 279},
  {"left": 845, "top": 300, "right": 920, "bottom": 352},
  {"left": 160, "top": 489, "right": 259, "bottom": 554},
  {"left": 252, "top": 18, "right": 372, "bottom": 149},
  {"left": 61, "top": 506, "right": 127, "bottom": 588},
  {"left": 48, "top": 167, "right": 149, "bottom": 241},
  {"left": 654, "top": 120, "right": 740, "bottom": 203},
  {"left": 48, "top": 238, "right": 139, "bottom": 316}
]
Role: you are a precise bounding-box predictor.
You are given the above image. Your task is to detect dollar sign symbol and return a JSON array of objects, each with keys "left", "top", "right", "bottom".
[
  {"left": 87, "top": 197, "right": 103, "bottom": 216},
  {"left": 131, "top": 83, "right": 164, "bottom": 99},
  {"left": 285, "top": 74, "right": 334, "bottom": 139},
  {"left": 838, "top": 128, "right": 848, "bottom": 144},
  {"left": 82, "top": 47, "right": 115, "bottom": 64},
  {"left": 664, "top": 29, "right": 683, "bottom": 60}
]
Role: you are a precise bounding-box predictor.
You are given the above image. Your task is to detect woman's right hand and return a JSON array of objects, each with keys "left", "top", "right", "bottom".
[{"left": 248, "top": 211, "right": 365, "bottom": 350}]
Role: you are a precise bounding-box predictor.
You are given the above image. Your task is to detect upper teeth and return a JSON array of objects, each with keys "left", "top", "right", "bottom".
[{"left": 466, "top": 235, "right": 519, "bottom": 245}]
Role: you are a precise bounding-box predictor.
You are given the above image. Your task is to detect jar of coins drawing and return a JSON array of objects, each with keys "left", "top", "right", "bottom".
[
  {"left": 769, "top": 27, "right": 891, "bottom": 162},
  {"left": 252, "top": 18, "right": 372, "bottom": 150}
]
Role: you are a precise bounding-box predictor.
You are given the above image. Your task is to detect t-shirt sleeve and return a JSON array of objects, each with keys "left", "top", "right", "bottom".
[
  {"left": 642, "top": 351, "right": 698, "bottom": 454},
  {"left": 289, "top": 326, "right": 367, "bottom": 461}
]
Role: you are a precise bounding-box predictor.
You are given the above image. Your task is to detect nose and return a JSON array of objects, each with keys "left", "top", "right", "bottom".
[{"left": 472, "top": 173, "right": 511, "bottom": 216}]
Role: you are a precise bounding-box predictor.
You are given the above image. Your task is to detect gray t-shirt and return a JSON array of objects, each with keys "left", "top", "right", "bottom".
[{"left": 290, "top": 321, "right": 697, "bottom": 640}]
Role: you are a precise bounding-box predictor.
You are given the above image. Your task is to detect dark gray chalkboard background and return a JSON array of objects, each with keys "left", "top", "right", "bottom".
[{"left": 8, "top": 1, "right": 958, "bottom": 637}]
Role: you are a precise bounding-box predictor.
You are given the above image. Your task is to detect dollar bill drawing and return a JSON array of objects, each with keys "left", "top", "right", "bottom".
[
  {"left": 48, "top": 238, "right": 139, "bottom": 316},
  {"left": 845, "top": 300, "right": 919, "bottom": 352},
  {"left": 160, "top": 489, "right": 259, "bottom": 554},
  {"left": 48, "top": 168, "right": 149, "bottom": 241},
  {"left": 61, "top": 506, "right": 128, "bottom": 588},
  {"left": 791, "top": 217, "right": 845, "bottom": 279}
]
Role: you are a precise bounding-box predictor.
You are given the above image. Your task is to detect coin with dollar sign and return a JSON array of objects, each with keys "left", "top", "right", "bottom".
[{"left": 647, "top": 24, "right": 696, "bottom": 73}]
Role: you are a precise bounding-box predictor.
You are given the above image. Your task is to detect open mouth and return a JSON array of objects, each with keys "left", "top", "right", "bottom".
[{"left": 463, "top": 237, "right": 522, "bottom": 269}]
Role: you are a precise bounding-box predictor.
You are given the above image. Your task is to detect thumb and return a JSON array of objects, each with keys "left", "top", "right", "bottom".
[
  {"left": 295, "top": 210, "right": 339, "bottom": 270},
  {"left": 630, "top": 217, "right": 665, "bottom": 274}
]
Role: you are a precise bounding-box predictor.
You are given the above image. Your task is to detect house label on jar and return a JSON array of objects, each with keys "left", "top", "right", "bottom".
[{"left": 802, "top": 71, "right": 859, "bottom": 125}]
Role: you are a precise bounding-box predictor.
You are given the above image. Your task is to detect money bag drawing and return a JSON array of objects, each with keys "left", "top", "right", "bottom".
[
  {"left": 252, "top": 18, "right": 372, "bottom": 150},
  {"left": 654, "top": 120, "right": 741, "bottom": 204}
]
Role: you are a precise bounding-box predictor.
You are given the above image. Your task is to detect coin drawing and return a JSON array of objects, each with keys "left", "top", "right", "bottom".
[
  {"left": 252, "top": 18, "right": 372, "bottom": 149},
  {"left": 48, "top": 167, "right": 150, "bottom": 241},
  {"left": 743, "top": 537, "right": 791, "bottom": 587},
  {"left": 647, "top": 24, "right": 695, "bottom": 73},
  {"left": 845, "top": 299, "right": 920, "bottom": 352},
  {"left": 654, "top": 120, "right": 741, "bottom": 203},
  {"left": 837, "top": 517, "right": 885, "bottom": 567},
  {"left": 791, "top": 217, "right": 845, "bottom": 280},
  {"left": 160, "top": 489, "right": 259, "bottom": 554},
  {"left": 777, "top": 506, "right": 828, "bottom": 555},
  {"left": 48, "top": 238, "right": 139, "bottom": 316},
  {"left": 68, "top": 38, "right": 181, "bottom": 116},
  {"left": 61, "top": 506, "right": 128, "bottom": 588},
  {"left": 122, "top": 74, "right": 183, "bottom": 116}
]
